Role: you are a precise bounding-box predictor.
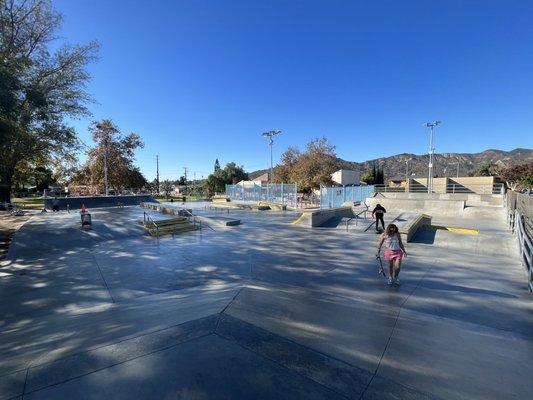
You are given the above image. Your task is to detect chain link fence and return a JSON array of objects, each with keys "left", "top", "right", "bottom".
[
  {"left": 225, "top": 183, "right": 298, "bottom": 208},
  {"left": 320, "top": 185, "right": 375, "bottom": 209}
]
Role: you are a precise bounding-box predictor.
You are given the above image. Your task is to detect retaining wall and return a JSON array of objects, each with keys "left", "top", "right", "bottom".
[
  {"left": 374, "top": 192, "right": 503, "bottom": 206},
  {"left": 45, "top": 195, "right": 157, "bottom": 210},
  {"left": 366, "top": 197, "right": 465, "bottom": 215}
]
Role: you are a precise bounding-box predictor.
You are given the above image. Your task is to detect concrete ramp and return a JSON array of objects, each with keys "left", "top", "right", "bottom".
[
  {"left": 392, "top": 212, "right": 432, "bottom": 242},
  {"left": 291, "top": 206, "right": 355, "bottom": 227}
]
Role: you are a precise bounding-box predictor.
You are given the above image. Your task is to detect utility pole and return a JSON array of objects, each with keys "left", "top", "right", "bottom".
[
  {"left": 423, "top": 121, "right": 441, "bottom": 194},
  {"left": 183, "top": 167, "right": 188, "bottom": 194},
  {"left": 261, "top": 130, "right": 281, "bottom": 200},
  {"left": 456, "top": 162, "right": 460, "bottom": 178},
  {"left": 156, "top": 155, "right": 160, "bottom": 195},
  {"left": 193, "top": 172, "right": 196, "bottom": 194},
  {"left": 405, "top": 159, "right": 410, "bottom": 192},
  {"left": 103, "top": 136, "right": 109, "bottom": 196}
]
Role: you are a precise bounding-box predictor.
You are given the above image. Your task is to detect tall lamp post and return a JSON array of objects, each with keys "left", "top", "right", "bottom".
[
  {"left": 423, "top": 120, "right": 441, "bottom": 193},
  {"left": 405, "top": 158, "right": 411, "bottom": 193},
  {"left": 261, "top": 130, "right": 281, "bottom": 200}
]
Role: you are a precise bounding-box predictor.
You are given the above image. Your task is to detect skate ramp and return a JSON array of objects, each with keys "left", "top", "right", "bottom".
[{"left": 290, "top": 206, "right": 355, "bottom": 227}]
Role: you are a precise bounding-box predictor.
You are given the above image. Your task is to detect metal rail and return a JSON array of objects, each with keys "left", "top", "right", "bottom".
[
  {"left": 345, "top": 207, "right": 371, "bottom": 232},
  {"left": 509, "top": 209, "right": 533, "bottom": 292},
  {"left": 143, "top": 211, "right": 158, "bottom": 236},
  {"left": 374, "top": 183, "right": 505, "bottom": 194}
]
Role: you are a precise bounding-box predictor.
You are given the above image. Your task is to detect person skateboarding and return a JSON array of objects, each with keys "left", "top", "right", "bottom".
[
  {"left": 376, "top": 223, "right": 407, "bottom": 286},
  {"left": 372, "top": 203, "right": 386, "bottom": 232}
]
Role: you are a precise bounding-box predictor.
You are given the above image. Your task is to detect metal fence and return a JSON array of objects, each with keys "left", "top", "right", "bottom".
[
  {"left": 374, "top": 183, "right": 505, "bottom": 194},
  {"left": 506, "top": 191, "right": 533, "bottom": 292},
  {"left": 225, "top": 183, "right": 298, "bottom": 208},
  {"left": 320, "top": 185, "right": 375, "bottom": 209}
]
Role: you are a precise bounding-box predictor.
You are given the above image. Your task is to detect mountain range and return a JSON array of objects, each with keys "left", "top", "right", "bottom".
[{"left": 248, "top": 148, "right": 533, "bottom": 180}]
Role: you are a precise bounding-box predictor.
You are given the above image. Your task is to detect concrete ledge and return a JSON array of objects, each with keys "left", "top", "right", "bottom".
[
  {"left": 393, "top": 213, "right": 432, "bottom": 242},
  {"left": 366, "top": 197, "right": 465, "bottom": 215},
  {"left": 196, "top": 215, "right": 241, "bottom": 227},
  {"left": 212, "top": 196, "right": 231, "bottom": 203},
  {"left": 258, "top": 201, "right": 287, "bottom": 211},
  {"left": 291, "top": 206, "right": 354, "bottom": 227},
  {"left": 45, "top": 195, "right": 157, "bottom": 210}
]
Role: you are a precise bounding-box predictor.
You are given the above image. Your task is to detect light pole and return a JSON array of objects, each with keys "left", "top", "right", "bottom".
[
  {"left": 261, "top": 130, "right": 281, "bottom": 200},
  {"left": 456, "top": 162, "right": 459, "bottom": 178},
  {"left": 423, "top": 120, "right": 441, "bottom": 193},
  {"left": 103, "top": 137, "right": 109, "bottom": 196},
  {"left": 405, "top": 158, "right": 411, "bottom": 192}
]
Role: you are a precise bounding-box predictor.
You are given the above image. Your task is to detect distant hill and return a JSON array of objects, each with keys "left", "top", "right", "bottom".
[{"left": 248, "top": 148, "right": 533, "bottom": 181}]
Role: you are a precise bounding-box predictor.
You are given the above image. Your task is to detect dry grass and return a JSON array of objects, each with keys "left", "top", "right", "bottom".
[{"left": 0, "top": 212, "right": 32, "bottom": 260}]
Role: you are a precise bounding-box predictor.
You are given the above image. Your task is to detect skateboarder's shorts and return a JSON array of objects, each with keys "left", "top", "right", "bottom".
[{"left": 384, "top": 249, "right": 403, "bottom": 262}]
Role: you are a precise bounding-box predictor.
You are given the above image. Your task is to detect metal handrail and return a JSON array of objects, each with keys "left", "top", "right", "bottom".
[
  {"left": 346, "top": 206, "right": 370, "bottom": 231},
  {"left": 180, "top": 207, "right": 200, "bottom": 230},
  {"left": 374, "top": 183, "right": 505, "bottom": 195},
  {"left": 510, "top": 209, "right": 533, "bottom": 292},
  {"left": 143, "top": 211, "right": 159, "bottom": 236}
]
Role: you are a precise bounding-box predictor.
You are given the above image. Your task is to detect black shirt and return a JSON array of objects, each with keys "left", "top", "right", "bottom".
[{"left": 373, "top": 205, "right": 386, "bottom": 215}]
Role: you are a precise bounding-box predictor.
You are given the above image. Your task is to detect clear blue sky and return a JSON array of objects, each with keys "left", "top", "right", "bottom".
[{"left": 55, "top": 0, "right": 533, "bottom": 181}]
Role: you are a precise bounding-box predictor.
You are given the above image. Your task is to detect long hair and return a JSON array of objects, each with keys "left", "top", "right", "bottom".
[{"left": 385, "top": 223, "right": 399, "bottom": 236}]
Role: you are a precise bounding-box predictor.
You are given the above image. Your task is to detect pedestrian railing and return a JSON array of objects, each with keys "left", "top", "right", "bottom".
[
  {"left": 143, "top": 212, "right": 159, "bottom": 236},
  {"left": 374, "top": 183, "right": 505, "bottom": 195},
  {"left": 508, "top": 210, "right": 533, "bottom": 292},
  {"left": 345, "top": 208, "right": 372, "bottom": 232}
]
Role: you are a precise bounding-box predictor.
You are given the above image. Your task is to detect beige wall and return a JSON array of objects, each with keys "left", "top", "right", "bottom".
[
  {"left": 407, "top": 176, "right": 499, "bottom": 194},
  {"left": 448, "top": 176, "right": 495, "bottom": 194}
]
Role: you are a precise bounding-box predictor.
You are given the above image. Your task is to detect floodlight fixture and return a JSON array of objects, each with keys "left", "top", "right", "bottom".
[
  {"left": 423, "top": 120, "right": 442, "bottom": 194},
  {"left": 261, "top": 130, "right": 282, "bottom": 197}
]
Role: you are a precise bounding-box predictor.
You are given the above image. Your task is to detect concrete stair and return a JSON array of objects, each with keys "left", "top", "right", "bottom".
[{"left": 143, "top": 217, "right": 198, "bottom": 236}]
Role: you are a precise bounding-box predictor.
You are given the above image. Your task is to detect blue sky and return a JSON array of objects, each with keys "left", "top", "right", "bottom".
[{"left": 55, "top": 0, "right": 533, "bottom": 180}]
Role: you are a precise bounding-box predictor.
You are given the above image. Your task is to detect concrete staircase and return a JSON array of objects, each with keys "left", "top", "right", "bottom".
[{"left": 143, "top": 216, "right": 198, "bottom": 236}]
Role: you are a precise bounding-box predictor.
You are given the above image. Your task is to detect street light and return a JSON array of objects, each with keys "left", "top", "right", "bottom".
[
  {"left": 261, "top": 130, "right": 281, "bottom": 199},
  {"left": 405, "top": 158, "right": 411, "bottom": 192},
  {"left": 423, "top": 120, "right": 441, "bottom": 193}
]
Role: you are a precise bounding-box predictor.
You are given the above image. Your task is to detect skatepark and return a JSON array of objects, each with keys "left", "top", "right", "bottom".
[{"left": 0, "top": 198, "right": 532, "bottom": 400}]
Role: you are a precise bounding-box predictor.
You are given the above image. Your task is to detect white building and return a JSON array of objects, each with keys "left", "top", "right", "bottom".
[
  {"left": 236, "top": 172, "right": 269, "bottom": 186},
  {"left": 331, "top": 169, "right": 360, "bottom": 186}
]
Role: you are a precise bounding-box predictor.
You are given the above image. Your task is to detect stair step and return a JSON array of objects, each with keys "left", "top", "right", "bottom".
[
  {"left": 144, "top": 217, "right": 188, "bottom": 228},
  {"left": 146, "top": 224, "right": 198, "bottom": 236}
]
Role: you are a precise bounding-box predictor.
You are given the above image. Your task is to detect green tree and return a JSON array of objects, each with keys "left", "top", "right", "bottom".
[
  {"left": 273, "top": 147, "right": 300, "bottom": 183},
  {"left": 274, "top": 138, "right": 338, "bottom": 192},
  {"left": 161, "top": 179, "right": 173, "bottom": 198},
  {"left": 76, "top": 120, "right": 145, "bottom": 192},
  {"left": 0, "top": 0, "right": 98, "bottom": 202},
  {"left": 471, "top": 162, "right": 498, "bottom": 177},
  {"left": 214, "top": 159, "right": 220, "bottom": 172},
  {"left": 224, "top": 162, "right": 248, "bottom": 184},
  {"left": 500, "top": 163, "right": 533, "bottom": 190},
  {"left": 360, "top": 170, "right": 374, "bottom": 184},
  {"left": 204, "top": 162, "right": 248, "bottom": 196}
]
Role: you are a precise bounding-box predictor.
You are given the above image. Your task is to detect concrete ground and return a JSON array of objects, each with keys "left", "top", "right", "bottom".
[{"left": 0, "top": 203, "right": 531, "bottom": 400}]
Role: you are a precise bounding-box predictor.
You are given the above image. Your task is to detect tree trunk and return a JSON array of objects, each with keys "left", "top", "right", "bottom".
[{"left": 0, "top": 167, "right": 15, "bottom": 203}]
